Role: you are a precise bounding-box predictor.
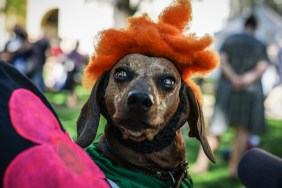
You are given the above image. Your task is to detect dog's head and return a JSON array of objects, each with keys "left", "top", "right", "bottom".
[{"left": 77, "top": 53, "right": 215, "bottom": 163}]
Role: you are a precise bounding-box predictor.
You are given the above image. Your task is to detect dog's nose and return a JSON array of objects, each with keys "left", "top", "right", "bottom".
[{"left": 127, "top": 91, "right": 153, "bottom": 112}]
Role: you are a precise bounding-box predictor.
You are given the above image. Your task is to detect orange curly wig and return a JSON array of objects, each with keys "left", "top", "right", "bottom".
[{"left": 82, "top": 0, "right": 219, "bottom": 104}]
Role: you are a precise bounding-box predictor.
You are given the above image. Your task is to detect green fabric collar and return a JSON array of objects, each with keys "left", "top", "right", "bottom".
[{"left": 86, "top": 142, "right": 193, "bottom": 188}]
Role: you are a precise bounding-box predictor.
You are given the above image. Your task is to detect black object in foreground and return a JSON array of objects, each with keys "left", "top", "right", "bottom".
[{"left": 238, "top": 148, "right": 282, "bottom": 188}]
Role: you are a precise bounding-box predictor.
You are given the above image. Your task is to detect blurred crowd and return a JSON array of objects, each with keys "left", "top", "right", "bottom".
[{"left": 0, "top": 24, "right": 88, "bottom": 106}]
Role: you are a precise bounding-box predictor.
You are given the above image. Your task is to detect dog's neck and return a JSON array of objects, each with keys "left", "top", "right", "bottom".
[
  {"left": 99, "top": 127, "right": 187, "bottom": 187},
  {"left": 100, "top": 126, "right": 186, "bottom": 170},
  {"left": 99, "top": 105, "right": 187, "bottom": 170}
]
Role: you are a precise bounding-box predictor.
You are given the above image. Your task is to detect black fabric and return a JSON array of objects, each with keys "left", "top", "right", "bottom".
[
  {"left": 0, "top": 61, "right": 63, "bottom": 186},
  {"left": 238, "top": 148, "right": 282, "bottom": 188}
]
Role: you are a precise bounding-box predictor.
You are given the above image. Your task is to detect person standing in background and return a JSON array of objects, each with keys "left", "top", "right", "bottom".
[
  {"left": 192, "top": 14, "right": 270, "bottom": 177},
  {"left": 277, "top": 40, "right": 282, "bottom": 85},
  {"left": 2, "top": 25, "right": 34, "bottom": 75},
  {"left": 64, "top": 41, "right": 87, "bottom": 107},
  {"left": 30, "top": 33, "right": 50, "bottom": 92}
]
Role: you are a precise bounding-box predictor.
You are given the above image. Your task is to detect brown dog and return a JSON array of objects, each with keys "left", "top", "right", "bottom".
[{"left": 76, "top": 53, "right": 215, "bottom": 187}]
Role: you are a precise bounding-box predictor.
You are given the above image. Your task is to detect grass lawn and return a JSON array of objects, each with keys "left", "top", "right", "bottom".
[
  {"left": 184, "top": 118, "right": 282, "bottom": 188},
  {"left": 45, "top": 84, "right": 282, "bottom": 188}
]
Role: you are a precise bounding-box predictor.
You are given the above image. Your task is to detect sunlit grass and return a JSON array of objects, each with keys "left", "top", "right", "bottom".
[{"left": 45, "top": 85, "right": 90, "bottom": 140}]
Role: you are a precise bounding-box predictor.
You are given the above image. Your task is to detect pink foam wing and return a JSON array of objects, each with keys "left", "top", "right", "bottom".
[
  {"left": 4, "top": 145, "right": 109, "bottom": 188},
  {"left": 9, "top": 89, "right": 65, "bottom": 144}
]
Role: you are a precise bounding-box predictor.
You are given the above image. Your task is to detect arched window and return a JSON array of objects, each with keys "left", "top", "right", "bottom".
[{"left": 41, "top": 8, "right": 59, "bottom": 39}]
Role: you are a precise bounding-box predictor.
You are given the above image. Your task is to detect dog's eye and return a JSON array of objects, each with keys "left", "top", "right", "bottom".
[
  {"left": 162, "top": 76, "right": 176, "bottom": 90},
  {"left": 114, "top": 68, "right": 128, "bottom": 81}
]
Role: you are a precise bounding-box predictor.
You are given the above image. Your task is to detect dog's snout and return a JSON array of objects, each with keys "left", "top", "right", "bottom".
[{"left": 127, "top": 91, "right": 153, "bottom": 112}]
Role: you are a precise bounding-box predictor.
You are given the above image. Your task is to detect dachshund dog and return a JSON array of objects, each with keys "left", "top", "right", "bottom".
[{"left": 76, "top": 54, "right": 216, "bottom": 187}]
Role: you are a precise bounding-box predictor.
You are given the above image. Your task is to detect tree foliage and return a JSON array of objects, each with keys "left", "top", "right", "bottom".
[
  {"left": 4, "top": 0, "right": 26, "bottom": 18},
  {"left": 115, "top": 0, "right": 140, "bottom": 16}
]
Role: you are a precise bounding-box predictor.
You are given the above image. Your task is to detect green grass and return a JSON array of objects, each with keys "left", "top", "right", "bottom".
[
  {"left": 45, "top": 84, "right": 282, "bottom": 188},
  {"left": 45, "top": 85, "right": 90, "bottom": 140}
]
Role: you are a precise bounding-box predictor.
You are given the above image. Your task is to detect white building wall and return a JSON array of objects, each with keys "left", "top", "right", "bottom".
[
  {"left": 26, "top": 0, "right": 61, "bottom": 40},
  {"left": 138, "top": 0, "right": 230, "bottom": 37},
  {"left": 58, "top": 0, "right": 114, "bottom": 54},
  {"left": 26, "top": 0, "right": 114, "bottom": 54},
  {"left": 26, "top": 0, "right": 230, "bottom": 54}
]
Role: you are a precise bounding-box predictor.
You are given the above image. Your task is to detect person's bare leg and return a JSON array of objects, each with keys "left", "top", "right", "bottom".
[
  {"left": 228, "top": 126, "right": 249, "bottom": 176},
  {"left": 191, "top": 135, "right": 219, "bottom": 174}
]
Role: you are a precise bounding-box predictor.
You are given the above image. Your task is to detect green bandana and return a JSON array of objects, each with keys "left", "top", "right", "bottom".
[{"left": 86, "top": 142, "right": 193, "bottom": 188}]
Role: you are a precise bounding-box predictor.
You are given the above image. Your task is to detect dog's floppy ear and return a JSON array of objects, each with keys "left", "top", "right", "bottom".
[
  {"left": 76, "top": 71, "right": 109, "bottom": 148},
  {"left": 184, "top": 84, "right": 216, "bottom": 163}
]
